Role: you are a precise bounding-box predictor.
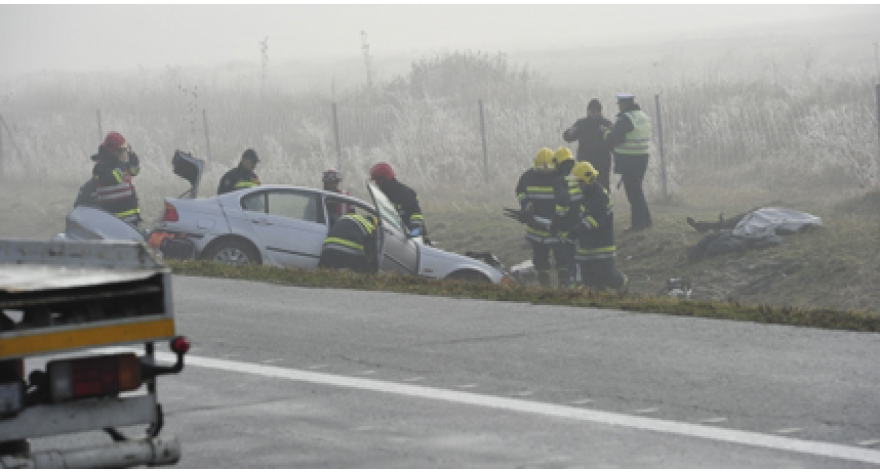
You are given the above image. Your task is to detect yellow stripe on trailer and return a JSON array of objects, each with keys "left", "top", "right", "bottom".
[{"left": 0, "top": 317, "right": 176, "bottom": 360}]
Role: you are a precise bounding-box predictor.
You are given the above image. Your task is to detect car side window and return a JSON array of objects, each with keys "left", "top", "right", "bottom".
[
  {"left": 241, "top": 192, "right": 266, "bottom": 213},
  {"left": 266, "top": 191, "right": 318, "bottom": 223}
]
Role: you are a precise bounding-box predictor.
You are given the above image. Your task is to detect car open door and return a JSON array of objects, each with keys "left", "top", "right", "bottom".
[
  {"left": 367, "top": 181, "right": 419, "bottom": 275},
  {"left": 171, "top": 150, "right": 204, "bottom": 199}
]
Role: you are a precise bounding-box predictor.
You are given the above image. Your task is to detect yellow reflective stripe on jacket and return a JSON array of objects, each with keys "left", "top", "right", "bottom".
[
  {"left": 115, "top": 208, "right": 141, "bottom": 218},
  {"left": 350, "top": 215, "right": 376, "bottom": 234},
  {"left": 526, "top": 186, "right": 555, "bottom": 200},
  {"left": 234, "top": 180, "right": 258, "bottom": 189},
  {"left": 583, "top": 216, "right": 598, "bottom": 229},
  {"left": 323, "top": 236, "right": 364, "bottom": 251},
  {"left": 517, "top": 192, "right": 527, "bottom": 204},
  {"left": 614, "top": 110, "right": 651, "bottom": 155},
  {"left": 577, "top": 245, "right": 616, "bottom": 255},
  {"left": 112, "top": 169, "right": 123, "bottom": 183},
  {"left": 526, "top": 227, "right": 553, "bottom": 238}
]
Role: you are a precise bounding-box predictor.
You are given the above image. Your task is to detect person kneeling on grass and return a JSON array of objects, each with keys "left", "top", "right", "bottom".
[{"left": 318, "top": 212, "right": 380, "bottom": 274}]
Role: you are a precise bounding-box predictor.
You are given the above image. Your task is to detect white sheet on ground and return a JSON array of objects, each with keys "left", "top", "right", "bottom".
[{"left": 731, "top": 207, "right": 822, "bottom": 239}]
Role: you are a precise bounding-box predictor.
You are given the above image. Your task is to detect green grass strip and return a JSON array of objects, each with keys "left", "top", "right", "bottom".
[{"left": 167, "top": 260, "right": 880, "bottom": 333}]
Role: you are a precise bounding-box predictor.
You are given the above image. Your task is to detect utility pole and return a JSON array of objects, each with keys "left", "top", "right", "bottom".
[
  {"left": 361, "top": 31, "right": 373, "bottom": 89},
  {"left": 259, "top": 37, "right": 269, "bottom": 98}
]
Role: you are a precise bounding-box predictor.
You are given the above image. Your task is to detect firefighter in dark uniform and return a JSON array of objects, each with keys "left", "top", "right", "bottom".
[
  {"left": 603, "top": 93, "right": 653, "bottom": 232},
  {"left": 217, "top": 148, "right": 261, "bottom": 195},
  {"left": 566, "top": 162, "right": 628, "bottom": 292},
  {"left": 318, "top": 212, "right": 380, "bottom": 274},
  {"left": 369, "top": 162, "right": 429, "bottom": 242},
  {"left": 91, "top": 131, "right": 142, "bottom": 226},
  {"left": 550, "top": 147, "right": 582, "bottom": 288},
  {"left": 515, "top": 148, "right": 568, "bottom": 288}
]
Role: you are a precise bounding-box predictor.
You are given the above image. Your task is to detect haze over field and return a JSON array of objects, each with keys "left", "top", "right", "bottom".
[{"left": 2, "top": 5, "right": 879, "bottom": 87}]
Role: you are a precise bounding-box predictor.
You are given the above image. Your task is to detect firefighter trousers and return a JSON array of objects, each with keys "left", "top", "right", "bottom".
[
  {"left": 530, "top": 241, "right": 571, "bottom": 288},
  {"left": 577, "top": 256, "right": 627, "bottom": 291},
  {"left": 318, "top": 249, "right": 377, "bottom": 274}
]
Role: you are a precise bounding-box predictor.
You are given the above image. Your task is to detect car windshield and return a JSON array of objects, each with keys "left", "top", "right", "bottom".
[{"left": 367, "top": 181, "right": 405, "bottom": 234}]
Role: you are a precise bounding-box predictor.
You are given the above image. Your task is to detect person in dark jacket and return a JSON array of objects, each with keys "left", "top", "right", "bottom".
[
  {"left": 514, "top": 147, "right": 566, "bottom": 288},
  {"left": 91, "top": 131, "right": 142, "bottom": 225},
  {"left": 369, "top": 162, "right": 428, "bottom": 241},
  {"left": 217, "top": 148, "right": 261, "bottom": 195},
  {"left": 563, "top": 98, "right": 614, "bottom": 190},
  {"left": 318, "top": 212, "right": 380, "bottom": 274},
  {"left": 566, "top": 162, "right": 627, "bottom": 292},
  {"left": 603, "top": 93, "right": 653, "bottom": 232}
]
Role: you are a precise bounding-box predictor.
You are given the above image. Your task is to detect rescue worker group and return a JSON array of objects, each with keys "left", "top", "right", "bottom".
[{"left": 84, "top": 93, "right": 652, "bottom": 292}]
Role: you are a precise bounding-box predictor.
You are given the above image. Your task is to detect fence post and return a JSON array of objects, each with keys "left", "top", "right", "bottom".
[
  {"left": 332, "top": 102, "right": 342, "bottom": 171},
  {"left": 0, "top": 114, "right": 22, "bottom": 163},
  {"left": 202, "top": 109, "right": 213, "bottom": 165},
  {"left": 876, "top": 84, "right": 880, "bottom": 165},
  {"left": 0, "top": 113, "right": 3, "bottom": 180},
  {"left": 96, "top": 110, "right": 103, "bottom": 142},
  {"left": 479, "top": 99, "right": 489, "bottom": 184},
  {"left": 654, "top": 93, "right": 668, "bottom": 198}
]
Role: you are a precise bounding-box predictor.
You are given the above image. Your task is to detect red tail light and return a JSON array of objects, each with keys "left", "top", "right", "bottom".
[
  {"left": 162, "top": 203, "right": 179, "bottom": 222},
  {"left": 48, "top": 353, "right": 142, "bottom": 402}
]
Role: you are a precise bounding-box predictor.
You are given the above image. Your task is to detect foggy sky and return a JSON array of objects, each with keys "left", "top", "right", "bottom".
[{"left": 1, "top": 4, "right": 877, "bottom": 76}]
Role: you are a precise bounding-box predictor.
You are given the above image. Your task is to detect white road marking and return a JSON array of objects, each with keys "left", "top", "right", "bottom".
[
  {"left": 93, "top": 348, "right": 880, "bottom": 466},
  {"left": 513, "top": 391, "right": 534, "bottom": 397},
  {"left": 261, "top": 359, "right": 283, "bottom": 364},
  {"left": 776, "top": 428, "right": 804, "bottom": 435},
  {"left": 403, "top": 377, "right": 425, "bottom": 383},
  {"left": 570, "top": 399, "right": 593, "bottom": 405},
  {"left": 699, "top": 417, "right": 728, "bottom": 424},
  {"left": 308, "top": 364, "right": 327, "bottom": 370},
  {"left": 456, "top": 383, "right": 479, "bottom": 389},
  {"left": 858, "top": 440, "right": 880, "bottom": 447},
  {"left": 635, "top": 407, "right": 659, "bottom": 414},
  {"left": 356, "top": 370, "right": 376, "bottom": 375}
]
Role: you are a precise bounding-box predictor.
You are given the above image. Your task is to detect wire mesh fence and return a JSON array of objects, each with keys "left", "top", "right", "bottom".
[{"left": 1, "top": 76, "right": 878, "bottom": 204}]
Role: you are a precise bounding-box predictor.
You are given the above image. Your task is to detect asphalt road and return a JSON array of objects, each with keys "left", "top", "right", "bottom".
[{"left": 31, "top": 275, "right": 880, "bottom": 467}]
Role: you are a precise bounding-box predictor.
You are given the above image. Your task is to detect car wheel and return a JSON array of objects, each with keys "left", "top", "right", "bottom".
[
  {"left": 446, "top": 270, "right": 490, "bottom": 283},
  {"left": 205, "top": 241, "right": 260, "bottom": 266}
]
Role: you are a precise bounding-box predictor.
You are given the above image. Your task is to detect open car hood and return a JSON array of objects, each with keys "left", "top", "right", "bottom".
[{"left": 172, "top": 150, "right": 205, "bottom": 199}]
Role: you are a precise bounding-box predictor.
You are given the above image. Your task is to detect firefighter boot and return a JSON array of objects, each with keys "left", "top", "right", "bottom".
[{"left": 536, "top": 270, "right": 551, "bottom": 288}]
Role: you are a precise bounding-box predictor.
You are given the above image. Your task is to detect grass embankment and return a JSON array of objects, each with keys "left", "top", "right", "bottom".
[{"left": 168, "top": 259, "right": 880, "bottom": 333}]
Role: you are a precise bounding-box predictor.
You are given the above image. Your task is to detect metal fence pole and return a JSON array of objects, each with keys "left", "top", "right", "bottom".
[
  {"left": 0, "top": 114, "right": 21, "bottom": 162},
  {"left": 0, "top": 113, "right": 4, "bottom": 180},
  {"left": 654, "top": 93, "right": 668, "bottom": 198},
  {"left": 479, "top": 99, "right": 488, "bottom": 184},
  {"left": 332, "top": 102, "right": 342, "bottom": 171},
  {"left": 876, "top": 84, "right": 880, "bottom": 165},
  {"left": 96, "top": 110, "right": 103, "bottom": 142},
  {"left": 202, "top": 109, "right": 213, "bottom": 165}
]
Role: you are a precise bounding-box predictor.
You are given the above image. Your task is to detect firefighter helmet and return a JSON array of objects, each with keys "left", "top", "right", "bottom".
[
  {"left": 568, "top": 161, "right": 599, "bottom": 185},
  {"left": 534, "top": 148, "right": 555, "bottom": 171},
  {"left": 553, "top": 146, "right": 573, "bottom": 166},
  {"left": 103, "top": 131, "right": 127, "bottom": 152},
  {"left": 370, "top": 162, "right": 395, "bottom": 184},
  {"left": 322, "top": 169, "right": 342, "bottom": 183}
]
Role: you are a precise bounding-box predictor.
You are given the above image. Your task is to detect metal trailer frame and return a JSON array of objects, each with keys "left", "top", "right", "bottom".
[{"left": 0, "top": 240, "right": 186, "bottom": 468}]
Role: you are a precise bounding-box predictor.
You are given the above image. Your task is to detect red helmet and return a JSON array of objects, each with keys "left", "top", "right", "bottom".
[
  {"left": 370, "top": 162, "right": 395, "bottom": 184},
  {"left": 103, "top": 131, "right": 127, "bottom": 152},
  {"left": 322, "top": 169, "right": 342, "bottom": 183}
]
